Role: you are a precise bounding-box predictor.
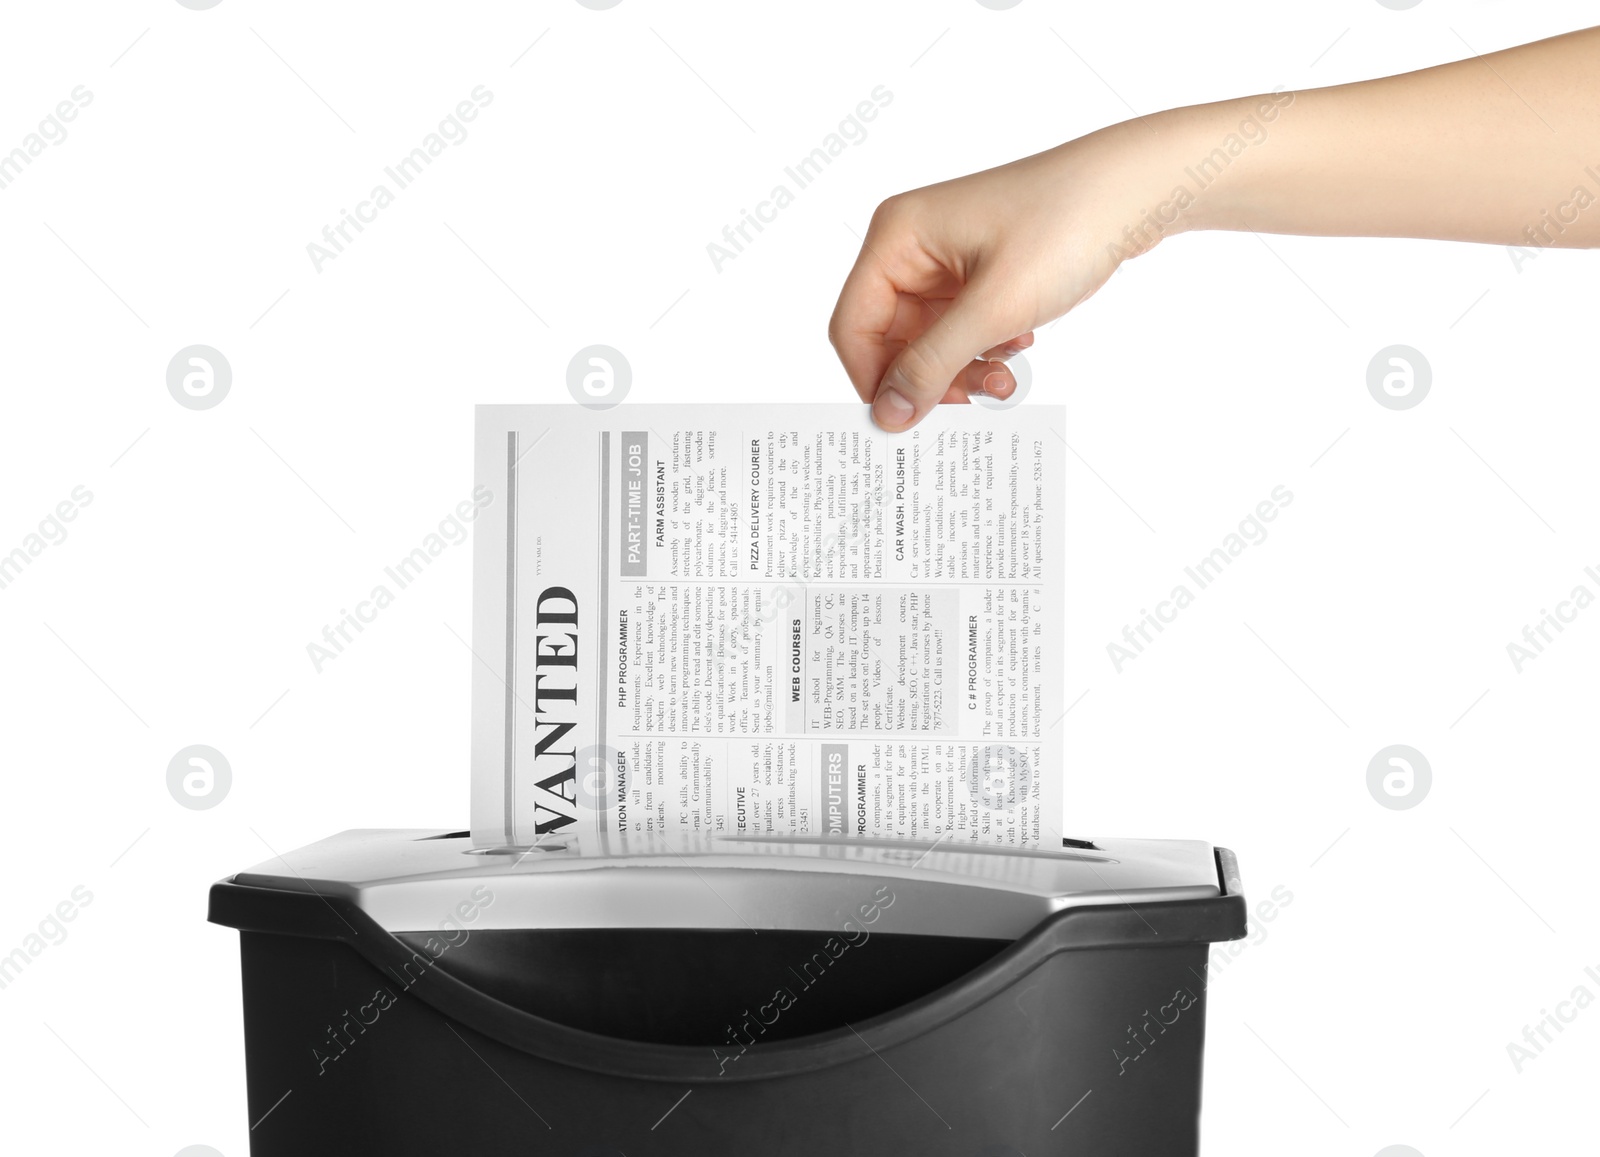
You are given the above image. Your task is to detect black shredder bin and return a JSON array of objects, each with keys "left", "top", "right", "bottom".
[{"left": 209, "top": 829, "right": 1247, "bottom": 1155}]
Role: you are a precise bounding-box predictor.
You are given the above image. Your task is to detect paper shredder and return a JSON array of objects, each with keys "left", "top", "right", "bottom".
[{"left": 209, "top": 829, "right": 1247, "bottom": 1155}]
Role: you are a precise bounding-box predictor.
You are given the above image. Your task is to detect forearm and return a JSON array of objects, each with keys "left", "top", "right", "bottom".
[
  {"left": 833, "top": 24, "right": 1600, "bottom": 429},
  {"left": 1140, "top": 26, "right": 1600, "bottom": 248}
]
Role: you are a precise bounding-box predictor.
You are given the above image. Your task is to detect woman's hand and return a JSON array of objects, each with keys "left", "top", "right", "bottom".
[
  {"left": 829, "top": 123, "right": 1181, "bottom": 432},
  {"left": 833, "top": 25, "right": 1600, "bottom": 432}
]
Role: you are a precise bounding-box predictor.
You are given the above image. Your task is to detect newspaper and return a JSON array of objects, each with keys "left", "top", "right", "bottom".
[{"left": 469, "top": 404, "right": 1065, "bottom": 851}]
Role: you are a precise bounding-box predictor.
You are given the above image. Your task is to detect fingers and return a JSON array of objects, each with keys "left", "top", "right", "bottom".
[
  {"left": 950, "top": 357, "right": 1017, "bottom": 402},
  {"left": 828, "top": 244, "right": 904, "bottom": 405},
  {"left": 978, "top": 331, "right": 1034, "bottom": 363},
  {"left": 830, "top": 202, "right": 1033, "bottom": 427},
  {"left": 832, "top": 261, "right": 1033, "bottom": 420},
  {"left": 954, "top": 330, "right": 1034, "bottom": 400},
  {"left": 871, "top": 281, "right": 1016, "bottom": 431}
]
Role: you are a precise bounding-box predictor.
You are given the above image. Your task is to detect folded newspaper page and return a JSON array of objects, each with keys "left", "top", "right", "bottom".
[{"left": 470, "top": 403, "right": 1065, "bottom": 851}]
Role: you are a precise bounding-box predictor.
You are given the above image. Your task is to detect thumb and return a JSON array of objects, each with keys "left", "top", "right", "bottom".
[{"left": 872, "top": 286, "right": 1012, "bottom": 431}]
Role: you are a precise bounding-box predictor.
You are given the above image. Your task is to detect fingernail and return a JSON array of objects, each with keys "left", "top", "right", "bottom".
[
  {"left": 982, "top": 371, "right": 1011, "bottom": 396},
  {"left": 873, "top": 388, "right": 914, "bottom": 428}
]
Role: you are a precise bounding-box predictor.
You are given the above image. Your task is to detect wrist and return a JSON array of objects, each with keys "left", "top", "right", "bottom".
[
  {"left": 1079, "top": 91, "right": 1298, "bottom": 245},
  {"left": 1148, "top": 91, "right": 1299, "bottom": 234}
]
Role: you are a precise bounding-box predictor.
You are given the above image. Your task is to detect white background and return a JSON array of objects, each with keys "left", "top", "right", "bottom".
[{"left": 1, "top": 1, "right": 1596, "bottom": 1154}]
